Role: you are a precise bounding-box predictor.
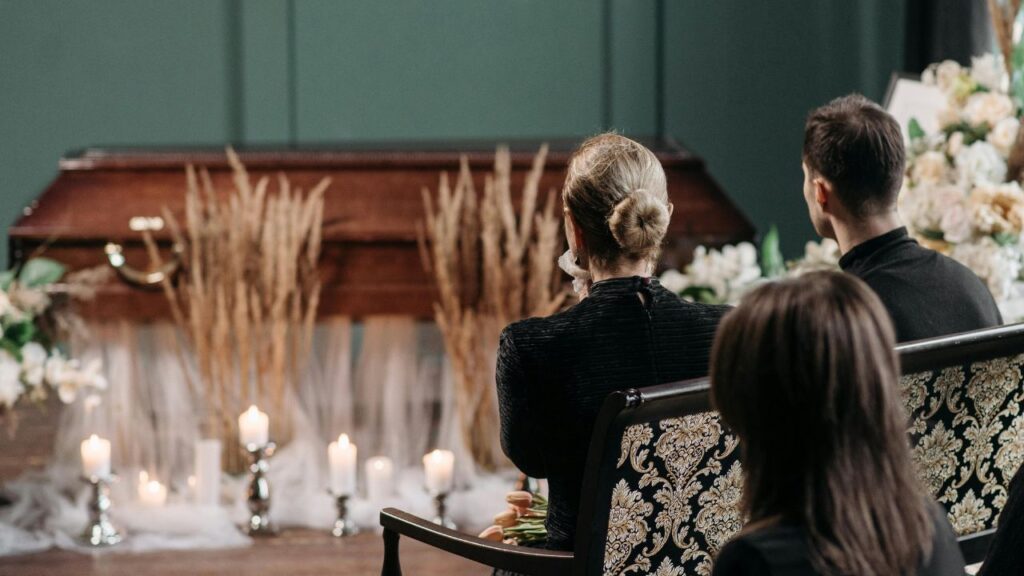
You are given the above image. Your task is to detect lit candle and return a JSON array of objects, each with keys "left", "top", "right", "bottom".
[
  {"left": 328, "top": 434, "right": 357, "bottom": 496},
  {"left": 138, "top": 476, "right": 168, "bottom": 507},
  {"left": 238, "top": 405, "right": 269, "bottom": 448},
  {"left": 364, "top": 456, "right": 394, "bottom": 501},
  {"left": 423, "top": 449, "right": 454, "bottom": 495},
  {"left": 80, "top": 434, "right": 111, "bottom": 479}
]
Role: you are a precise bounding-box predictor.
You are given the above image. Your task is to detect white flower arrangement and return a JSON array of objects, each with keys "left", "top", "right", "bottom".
[
  {"left": 660, "top": 227, "right": 840, "bottom": 305},
  {"left": 901, "top": 54, "right": 1024, "bottom": 317},
  {"left": 0, "top": 258, "right": 106, "bottom": 415}
]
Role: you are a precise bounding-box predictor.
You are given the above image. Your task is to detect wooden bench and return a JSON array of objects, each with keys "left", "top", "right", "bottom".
[{"left": 380, "top": 323, "right": 1024, "bottom": 574}]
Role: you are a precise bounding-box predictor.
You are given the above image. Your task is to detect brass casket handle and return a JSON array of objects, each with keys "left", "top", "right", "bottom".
[{"left": 104, "top": 241, "right": 183, "bottom": 287}]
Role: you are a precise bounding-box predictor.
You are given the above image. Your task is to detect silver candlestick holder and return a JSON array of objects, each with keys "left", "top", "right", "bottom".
[
  {"left": 245, "top": 442, "right": 277, "bottom": 536},
  {"left": 329, "top": 492, "right": 357, "bottom": 537},
  {"left": 431, "top": 491, "right": 456, "bottom": 530},
  {"left": 80, "top": 474, "right": 123, "bottom": 547}
]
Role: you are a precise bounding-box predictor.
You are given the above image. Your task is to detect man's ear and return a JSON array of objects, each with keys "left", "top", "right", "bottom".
[{"left": 814, "top": 177, "right": 832, "bottom": 214}]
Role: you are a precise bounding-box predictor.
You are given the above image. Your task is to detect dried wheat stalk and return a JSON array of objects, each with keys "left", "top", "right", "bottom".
[
  {"left": 420, "top": 146, "right": 566, "bottom": 470},
  {"left": 149, "top": 148, "right": 327, "bottom": 471}
]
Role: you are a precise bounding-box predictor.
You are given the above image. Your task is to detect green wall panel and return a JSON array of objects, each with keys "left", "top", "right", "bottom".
[
  {"left": 0, "top": 0, "right": 235, "bottom": 265},
  {"left": 292, "top": 0, "right": 605, "bottom": 141},
  {"left": 663, "top": 0, "right": 906, "bottom": 256}
]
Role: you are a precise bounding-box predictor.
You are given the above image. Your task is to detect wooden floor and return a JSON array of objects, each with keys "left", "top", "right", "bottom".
[{"left": 0, "top": 529, "right": 490, "bottom": 576}]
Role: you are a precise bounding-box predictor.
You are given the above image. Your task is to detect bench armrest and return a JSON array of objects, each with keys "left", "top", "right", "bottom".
[
  {"left": 957, "top": 528, "right": 995, "bottom": 566},
  {"left": 379, "top": 507, "right": 574, "bottom": 576}
]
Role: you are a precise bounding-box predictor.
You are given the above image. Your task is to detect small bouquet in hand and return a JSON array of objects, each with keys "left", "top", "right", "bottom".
[{"left": 478, "top": 490, "right": 548, "bottom": 545}]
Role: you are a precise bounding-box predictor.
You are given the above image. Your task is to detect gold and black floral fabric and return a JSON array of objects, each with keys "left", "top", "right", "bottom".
[
  {"left": 603, "top": 412, "right": 743, "bottom": 576},
  {"left": 902, "top": 354, "right": 1024, "bottom": 535},
  {"left": 598, "top": 353, "right": 1024, "bottom": 575}
]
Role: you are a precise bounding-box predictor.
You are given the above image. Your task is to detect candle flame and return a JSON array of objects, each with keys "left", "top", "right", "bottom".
[
  {"left": 87, "top": 434, "right": 100, "bottom": 444},
  {"left": 244, "top": 405, "right": 260, "bottom": 418},
  {"left": 146, "top": 480, "right": 162, "bottom": 493},
  {"left": 139, "top": 470, "right": 149, "bottom": 484},
  {"left": 338, "top": 433, "right": 350, "bottom": 447},
  {"left": 373, "top": 459, "right": 385, "bottom": 470}
]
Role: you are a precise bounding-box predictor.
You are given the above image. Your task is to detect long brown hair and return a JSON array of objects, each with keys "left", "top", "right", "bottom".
[{"left": 710, "top": 271, "right": 933, "bottom": 575}]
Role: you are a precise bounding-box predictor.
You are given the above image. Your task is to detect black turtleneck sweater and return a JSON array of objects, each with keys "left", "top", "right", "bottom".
[
  {"left": 495, "top": 276, "right": 729, "bottom": 551},
  {"left": 839, "top": 227, "right": 1002, "bottom": 342}
]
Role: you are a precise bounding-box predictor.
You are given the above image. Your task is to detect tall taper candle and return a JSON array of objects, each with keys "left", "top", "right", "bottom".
[{"left": 328, "top": 434, "right": 357, "bottom": 495}]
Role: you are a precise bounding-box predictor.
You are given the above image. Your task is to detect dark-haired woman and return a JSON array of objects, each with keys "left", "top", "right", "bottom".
[
  {"left": 496, "top": 134, "right": 729, "bottom": 551},
  {"left": 710, "top": 271, "right": 965, "bottom": 575}
]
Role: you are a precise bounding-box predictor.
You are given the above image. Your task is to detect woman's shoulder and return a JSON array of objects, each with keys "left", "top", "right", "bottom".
[{"left": 714, "top": 525, "right": 814, "bottom": 576}]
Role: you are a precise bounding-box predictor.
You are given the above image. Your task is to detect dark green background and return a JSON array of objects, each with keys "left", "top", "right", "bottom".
[{"left": 0, "top": 0, "right": 906, "bottom": 266}]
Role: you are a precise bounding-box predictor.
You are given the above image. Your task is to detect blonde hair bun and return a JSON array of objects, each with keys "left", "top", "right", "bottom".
[{"left": 608, "top": 189, "right": 670, "bottom": 256}]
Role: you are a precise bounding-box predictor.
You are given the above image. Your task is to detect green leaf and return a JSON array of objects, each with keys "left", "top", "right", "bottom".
[
  {"left": 4, "top": 321, "right": 36, "bottom": 348},
  {"left": 0, "top": 339, "right": 20, "bottom": 360},
  {"left": 760, "top": 225, "right": 785, "bottom": 278},
  {"left": 17, "top": 258, "right": 65, "bottom": 288},
  {"left": 679, "top": 285, "right": 720, "bottom": 304},
  {"left": 920, "top": 228, "right": 945, "bottom": 241},
  {"left": 0, "top": 271, "right": 15, "bottom": 292},
  {"left": 993, "top": 232, "right": 1019, "bottom": 247},
  {"left": 908, "top": 118, "right": 925, "bottom": 141}
]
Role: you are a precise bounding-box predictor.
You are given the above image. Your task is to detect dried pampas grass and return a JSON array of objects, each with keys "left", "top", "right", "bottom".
[
  {"left": 147, "top": 148, "right": 327, "bottom": 471},
  {"left": 420, "top": 145, "right": 566, "bottom": 470}
]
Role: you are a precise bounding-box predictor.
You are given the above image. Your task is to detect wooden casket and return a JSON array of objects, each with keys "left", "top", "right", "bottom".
[{"left": 9, "top": 139, "right": 753, "bottom": 320}]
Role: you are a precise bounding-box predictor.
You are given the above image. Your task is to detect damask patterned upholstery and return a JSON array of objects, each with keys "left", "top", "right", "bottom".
[
  {"left": 583, "top": 325, "right": 1024, "bottom": 575},
  {"left": 902, "top": 353, "right": 1024, "bottom": 536},
  {"left": 602, "top": 412, "right": 742, "bottom": 576}
]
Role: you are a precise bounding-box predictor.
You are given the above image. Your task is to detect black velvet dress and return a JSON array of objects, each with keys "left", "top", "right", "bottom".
[{"left": 496, "top": 276, "right": 729, "bottom": 551}]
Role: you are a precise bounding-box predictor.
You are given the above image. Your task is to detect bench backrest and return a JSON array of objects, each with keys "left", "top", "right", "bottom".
[{"left": 573, "top": 323, "right": 1024, "bottom": 575}]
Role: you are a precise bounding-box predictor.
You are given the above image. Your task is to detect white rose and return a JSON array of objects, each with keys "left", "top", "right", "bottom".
[
  {"left": 947, "top": 131, "right": 965, "bottom": 157},
  {"left": 911, "top": 151, "right": 950, "bottom": 184},
  {"left": 964, "top": 92, "right": 1015, "bottom": 127},
  {"left": 987, "top": 117, "right": 1020, "bottom": 156},
  {"left": 940, "top": 203, "right": 972, "bottom": 243},
  {"left": 970, "top": 54, "right": 1006, "bottom": 92},
  {"left": 0, "top": 351, "right": 24, "bottom": 409},
  {"left": 957, "top": 141, "right": 1007, "bottom": 186},
  {"left": 934, "top": 60, "right": 963, "bottom": 92}
]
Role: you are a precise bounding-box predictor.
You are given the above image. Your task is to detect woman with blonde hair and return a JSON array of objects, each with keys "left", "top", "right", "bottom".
[
  {"left": 496, "top": 133, "right": 729, "bottom": 550},
  {"left": 710, "top": 271, "right": 964, "bottom": 575}
]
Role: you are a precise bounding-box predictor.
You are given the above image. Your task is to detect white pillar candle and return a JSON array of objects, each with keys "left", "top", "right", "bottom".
[
  {"left": 328, "top": 434, "right": 357, "bottom": 496},
  {"left": 364, "top": 456, "right": 394, "bottom": 501},
  {"left": 238, "top": 405, "right": 269, "bottom": 448},
  {"left": 138, "top": 477, "right": 168, "bottom": 507},
  {"left": 194, "top": 438, "right": 222, "bottom": 506},
  {"left": 423, "top": 449, "right": 454, "bottom": 494},
  {"left": 80, "top": 434, "right": 111, "bottom": 479}
]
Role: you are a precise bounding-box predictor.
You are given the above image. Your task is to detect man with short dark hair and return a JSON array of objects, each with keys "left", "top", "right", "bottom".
[{"left": 802, "top": 94, "right": 1001, "bottom": 342}]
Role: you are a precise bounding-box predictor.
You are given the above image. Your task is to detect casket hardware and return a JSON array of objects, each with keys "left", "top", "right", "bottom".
[{"left": 104, "top": 241, "right": 183, "bottom": 287}]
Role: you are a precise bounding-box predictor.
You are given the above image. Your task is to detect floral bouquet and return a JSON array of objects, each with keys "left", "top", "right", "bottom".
[
  {"left": 478, "top": 490, "right": 548, "bottom": 545},
  {"left": 659, "top": 227, "right": 840, "bottom": 306},
  {"left": 0, "top": 257, "right": 107, "bottom": 425},
  {"left": 898, "top": 53, "right": 1024, "bottom": 319}
]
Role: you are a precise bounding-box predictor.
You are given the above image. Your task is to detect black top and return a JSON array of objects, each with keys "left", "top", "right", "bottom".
[
  {"left": 839, "top": 227, "right": 1002, "bottom": 342},
  {"left": 713, "top": 505, "right": 966, "bottom": 576},
  {"left": 979, "top": 464, "right": 1024, "bottom": 576},
  {"left": 496, "top": 276, "right": 728, "bottom": 551}
]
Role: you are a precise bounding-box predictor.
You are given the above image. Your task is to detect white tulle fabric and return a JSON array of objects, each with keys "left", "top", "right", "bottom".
[{"left": 0, "top": 317, "right": 513, "bottom": 556}]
